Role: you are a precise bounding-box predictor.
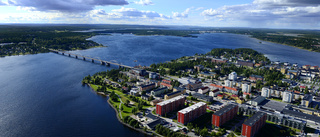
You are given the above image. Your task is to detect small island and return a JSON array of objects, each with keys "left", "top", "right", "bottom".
[{"left": 83, "top": 48, "right": 320, "bottom": 137}]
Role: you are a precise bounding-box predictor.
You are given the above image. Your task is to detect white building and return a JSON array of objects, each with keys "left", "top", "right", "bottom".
[
  {"left": 224, "top": 79, "right": 234, "bottom": 87},
  {"left": 178, "top": 77, "right": 199, "bottom": 85},
  {"left": 228, "top": 72, "right": 237, "bottom": 81},
  {"left": 261, "top": 87, "right": 271, "bottom": 98},
  {"left": 242, "top": 83, "right": 251, "bottom": 93},
  {"left": 282, "top": 91, "right": 293, "bottom": 103},
  {"left": 198, "top": 87, "right": 210, "bottom": 94},
  {"left": 209, "top": 90, "right": 220, "bottom": 97}
]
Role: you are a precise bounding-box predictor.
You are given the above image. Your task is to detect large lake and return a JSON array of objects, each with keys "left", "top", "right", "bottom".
[{"left": 1, "top": 33, "right": 320, "bottom": 137}]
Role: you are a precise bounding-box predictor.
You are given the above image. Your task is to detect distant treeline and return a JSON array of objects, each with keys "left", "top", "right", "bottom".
[
  {"left": 0, "top": 25, "right": 103, "bottom": 57},
  {"left": 216, "top": 28, "right": 320, "bottom": 52}
]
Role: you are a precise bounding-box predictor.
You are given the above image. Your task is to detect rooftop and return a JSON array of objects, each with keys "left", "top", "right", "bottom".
[
  {"left": 166, "top": 90, "right": 182, "bottom": 97},
  {"left": 243, "top": 112, "right": 266, "bottom": 126},
  {"left": 178, "top": 102, "right": 206, "bottom": 114},
  {"left": 303, "top": 94, "right": 313, "bottom": 101},
  {"left": 213, "top": 104, "right": 238, "bottom": 116},
  {"left": 251, "top": 96, "right": 265, "bottom": 104},
  {"left": 192, "top": 93, "right": 212, "bottom": 101},
  {"left": 282, "top": 109, "right": 320, "bottom": 123},
  {"left": 260, "top": 99, "right": 287, "bottom": 112},
  {"left": 153, "top": 87, "right": 167, "bottom": 92},
  {"left": 157, "top": 96, "right": 185, "bottom": 106}
]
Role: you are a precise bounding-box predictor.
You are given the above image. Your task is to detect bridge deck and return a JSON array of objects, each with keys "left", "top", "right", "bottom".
[{"left": 49, "top": 49, "right": 133, "bottom": 69}]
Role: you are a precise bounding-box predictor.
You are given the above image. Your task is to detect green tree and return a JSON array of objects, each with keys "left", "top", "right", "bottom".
[
  {"left": 200, "top": 128, "right": 208, "bottom": 137},
  {"left": 187, "top": 123, "right": 193, "bottom": 131},
  {"left": 304, "top": 87, "right": 309, "bottom": 94}
]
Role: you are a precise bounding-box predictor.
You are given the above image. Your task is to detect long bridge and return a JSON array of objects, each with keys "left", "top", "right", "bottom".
[{"left": 49, "top": 49, "right": 133, "bottom": 69}]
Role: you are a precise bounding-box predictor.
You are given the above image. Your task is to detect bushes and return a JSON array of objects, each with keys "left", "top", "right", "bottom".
[
  {"left": 155, "top": 124, "right": 187, "bottom": 137},
  {"left": 123, "top": 116, "right": 140, "bottom": 128}
]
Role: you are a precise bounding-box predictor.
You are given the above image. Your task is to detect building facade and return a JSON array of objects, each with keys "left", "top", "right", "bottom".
[
  {"left": 212, "top": 104, "right": 238, "bottom": 127},
  {"left": 241, "top": 112, "right": 267, "bottom": 137},
  {"left": 242, "top": 83, "right": 251, "bottom": 93},
  {"left": 228, "top": 72, "right": 237, "bottom": 81},
  {"left": 156, "top": 96, "right": 185, "bottom": 116},
  {"left": 261, "top": 87, "right": 271, "bottom": 98},
  {"left": 282, "top": 91, "right": 293, "bottom": 103},
  {"left": 178, "top": 102, "right": 207, "bottom": 125}
]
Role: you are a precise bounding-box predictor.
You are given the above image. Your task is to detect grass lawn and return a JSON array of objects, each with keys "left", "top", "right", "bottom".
[
  {"left": 91, "top": 84, "right": 152, "bottom": 119},
  {"left": 270, "top": 98, "right": 282, "bottom": 102},
  {"left": 90, "top": 84, "right": 100, "bottom": 91}
]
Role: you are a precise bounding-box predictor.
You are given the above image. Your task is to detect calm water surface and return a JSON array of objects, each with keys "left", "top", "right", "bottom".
[{"left": 1, "top": 33, "right": 320, "bottom": 137}]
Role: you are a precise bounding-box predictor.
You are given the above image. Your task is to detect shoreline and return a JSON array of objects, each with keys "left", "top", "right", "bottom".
[
  {"left": 86, "top": 83, "right": 156, "bottom": 137},
  {"left": 245, "top": 35, "right": 318, "bottom": 53}
]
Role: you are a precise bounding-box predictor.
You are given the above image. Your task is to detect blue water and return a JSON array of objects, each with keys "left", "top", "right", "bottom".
[{"left": 1, "top": 33, "right": 320, "bottom": 137}]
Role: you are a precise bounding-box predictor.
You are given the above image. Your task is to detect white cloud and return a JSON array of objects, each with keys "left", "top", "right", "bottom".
[
  {"left": 201, "top": 0, "right": 320, "bottom": 28},
  {"left": 172, "top": 8, "right": 190, "bottom": 18},
  {"left": 134, "top": 0, "right": 153, "bottom": 6},
  {"left": 9, "top": 0, "right": 129, "bottom": 12}
]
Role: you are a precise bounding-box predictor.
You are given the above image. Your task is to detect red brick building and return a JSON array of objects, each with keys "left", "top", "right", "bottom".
[
  {"left": 178, "top": 102, "right": 207, "bottom": 125},
  {"left": 212, "top": 104, "right": 238, "bottom": 127},
  {"left": 160, "top": 79, "right": 172, "bottom": 89},
  {"left": 212, "top": 58, "right": 227, "bottom": 64},
  {"left": 242, "top": 112, "right": 267, "bottom": 137},
  {"left": 156, "top": 96, "right": 185, "bottom": 116}
]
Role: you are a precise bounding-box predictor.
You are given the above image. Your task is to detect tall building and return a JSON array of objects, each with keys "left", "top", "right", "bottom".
[
  {"left": 261, "top": 87, "right": 271, "bottom": 98},
  {"left": 228, "top": 72, "right": 237, "bottom": 81},
  {"left": 301, "top": 94, "right": 313, "bottom": 107},
  {"left": 178, "top": 102, "right": 207, "bottom": 125},
  {"left": 212, "top": 104, "right": 238, "bottom": 127},
  {"left": 242, "top": 83, "right": 251, "bottom": 93},
  {"left": 242, "top": 112, "right": 267, "bottom": 137},
  {"left": 156, "top": 96, "right": 185, "bottom": 116},
  {"left": 282, "top": 91, "right": 293, "bottom": 103},
  {"left": 224, "top": 79, "right": 233, "bottom": 87}
]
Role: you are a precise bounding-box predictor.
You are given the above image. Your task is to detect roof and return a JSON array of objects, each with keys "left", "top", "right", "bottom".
[
  {"left": 160, "top": 83, "right": 172, "bottom": 87},
  {"left": 166, "top": 90, "right": 182, "bottom": 97},
  {"left": 157, "top": 96, "right": 185, "bottom": 106},
  {"left": 210, "top": 84, "right": 223, "bottom": 89},
  {"left": 162, "top": 79, "right": 171, "bottom": 83},
  {"left": 178, "top": 102, "right": 206, "bottom": 114},
  {"left": 243, "top": 112, "right": 266, "bottom": 126},
  {"left": 282, "top": 109, "right": 320, "bottom": 123},
  {"left": 303, "top": 94, "right": 313, "bottom": 101},
  {"left": 141, "top": 83, "right": 155, "bottom": 88},
  {"left": 213, "top": 104, "right": 238, "bottom": 116},
  {"left": 200, "top": 87, "right": 209, "bottom": 90},
  {"left": 192, "top": 93, "right": 212, "bottom": 101},
  {"left": 212, "top": 89, "right": 220, "bottom": 93},
  {"left": 251, "top": 96, "right": 265, "bottom": 104},
  {"left": 153, "top": 87, "right": 168, "bottom": 92},
  {"left": 224, "top": 86, "right": 238, "bottom": 91}
]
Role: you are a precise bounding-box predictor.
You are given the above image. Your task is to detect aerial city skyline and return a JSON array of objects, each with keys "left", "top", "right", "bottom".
[{"left": 0, "top": 0, "right": 319, "bottom": 29}]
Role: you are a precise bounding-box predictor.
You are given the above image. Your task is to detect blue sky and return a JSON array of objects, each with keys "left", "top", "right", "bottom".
[{"left": 0, "top": 0, "right": 319, "bottom": 29}]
